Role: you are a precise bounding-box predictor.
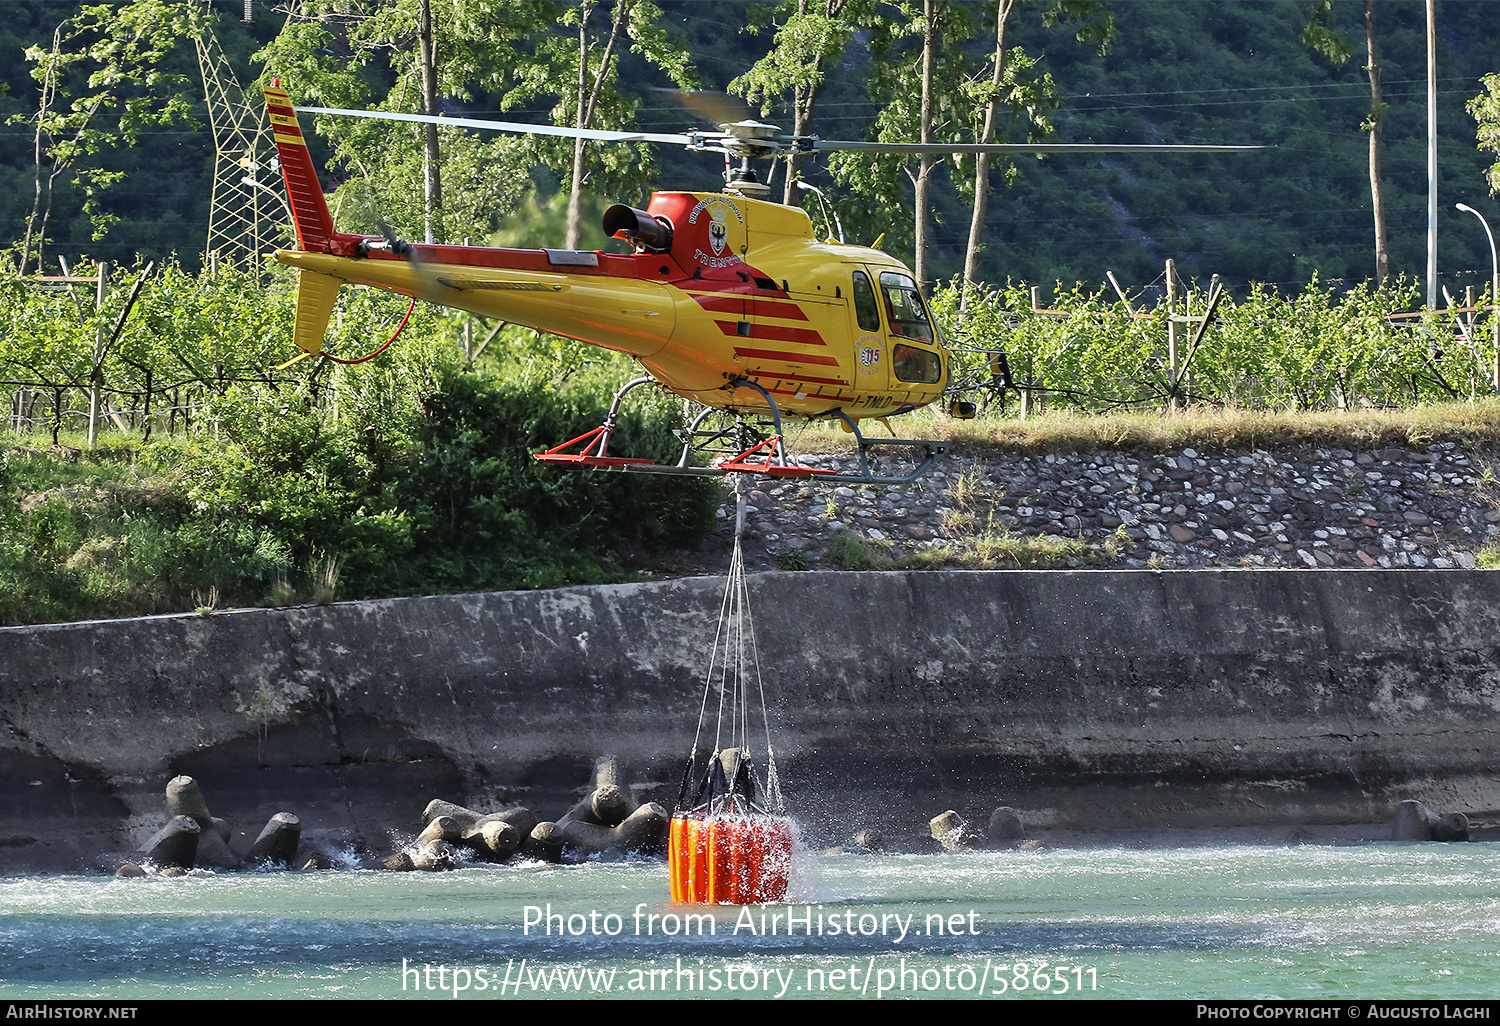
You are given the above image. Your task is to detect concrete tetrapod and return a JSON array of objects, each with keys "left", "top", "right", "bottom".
[
  {"left": 1392, "top": 799, "right": 1471, "bottom": 842},
  {"left": 527, "top": 756, "right": 669, "bottom": 863},
  {"left": 248, "top": 813, "right": 302, "bottom": 866},
  {"left": 398, "top": 800, "right": 541, "bottom": 869},
  {"left": 140, "top": 815, "right": 200, "bottom": 870},
  {"left": 165, "top": 775, "right": 237, "bottom": 869}
]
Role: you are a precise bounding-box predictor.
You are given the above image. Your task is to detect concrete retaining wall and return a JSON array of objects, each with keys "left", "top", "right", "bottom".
[{"left": 3, "top": 569, "right": 1500, "bottom": 869}]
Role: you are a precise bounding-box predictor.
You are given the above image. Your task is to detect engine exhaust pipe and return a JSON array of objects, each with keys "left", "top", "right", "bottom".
[{"left": 603, "top": 205, "right": 672, "bottom": 253}]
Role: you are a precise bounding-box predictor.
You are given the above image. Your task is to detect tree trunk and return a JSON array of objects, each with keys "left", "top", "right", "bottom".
[
  {"left": 22, "top": 128, "right": 46, "bottom": 276},
  {"left": 782, "top": 0, "right": 817, "bottom": 206},
  {"left": 417, "top": 0, "right": 442, "bottom": 245},
  {"left": 913, "top": 0, "right": 938, "bottom": 289},
  {"left": 962, "top": 0, "right": 1016, "bottom": 315},
  {"left": 19, "top": 25, "right": 64, "bottom": 277},
  {"left": 783, "top": 76, "right": 821, "bottom": 206},
  {"left": 1366, "top": 0, "right": 1388, "bottom": 286},
  {"left": 565, "top": 1, "right": 629, "bottom": 250},
  {"left": 565, "top": 5, "right": 594, "bottom": 250}
]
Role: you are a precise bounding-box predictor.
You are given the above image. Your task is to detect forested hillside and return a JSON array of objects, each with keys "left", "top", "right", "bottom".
[{"left": 1, "top": 0, "right": 1498, "bottom": 296}]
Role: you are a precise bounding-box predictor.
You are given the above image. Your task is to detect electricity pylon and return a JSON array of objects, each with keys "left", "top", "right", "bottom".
[{"left": 196, "top": 5, "right": 284, "bottom": 270}]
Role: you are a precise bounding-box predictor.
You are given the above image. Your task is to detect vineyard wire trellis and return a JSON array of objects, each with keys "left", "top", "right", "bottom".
[
  {"left": 934, "top": 268, "right": 1489, "bottom": 415},
  {"left": 1, "top": 262, "right": 461, "bottom": 446}
]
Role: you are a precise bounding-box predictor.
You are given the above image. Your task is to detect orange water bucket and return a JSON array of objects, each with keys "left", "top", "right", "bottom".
[{"left": 668, "top": 813, "right": 793, "bottom": 904}]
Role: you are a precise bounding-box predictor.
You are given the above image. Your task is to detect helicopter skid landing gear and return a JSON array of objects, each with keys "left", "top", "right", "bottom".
[
  {"left": 717, "top": 434, "right": 834, "bottom": 478},
  {"left": 823, "top": 411, "right": 948, "bottom": 486},
  {"left": 710, "top": 379, "right": 834, "bottom": 479},
  {"left": 533, "top": 376, "right": 946, "bottom": 485},
  {"left": 533, "top": 376, "right": 660, "bottom": 469}
]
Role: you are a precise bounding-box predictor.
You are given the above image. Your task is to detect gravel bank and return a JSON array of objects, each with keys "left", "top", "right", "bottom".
[{"left": 711, "top": 441, "right": 1500, "bottom": 572}]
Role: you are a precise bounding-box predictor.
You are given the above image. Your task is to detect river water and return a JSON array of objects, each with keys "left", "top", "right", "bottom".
[{"left": 3, "top": 843, "right": 1497, "bottom": 1000}]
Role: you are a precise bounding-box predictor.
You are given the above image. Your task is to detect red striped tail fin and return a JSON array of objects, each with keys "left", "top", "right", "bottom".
[{"left": 263, "top": 83, "right": 337, "bottom": 253}]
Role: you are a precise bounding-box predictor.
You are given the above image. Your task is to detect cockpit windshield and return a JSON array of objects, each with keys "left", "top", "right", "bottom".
[{"left": 879, "top": 272, "right": 935, "bottom": 343}]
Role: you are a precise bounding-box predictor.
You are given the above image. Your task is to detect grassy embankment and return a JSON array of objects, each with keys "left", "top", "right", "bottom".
[
  {"left": 787, "top": 399, "right": 1500, "bottom": 455},
  {"left": 6, "top": 402, "right": 1500, "bottom": 625},
  {"left": 0, "top": 372, "right": 720, "bottom": 627}
]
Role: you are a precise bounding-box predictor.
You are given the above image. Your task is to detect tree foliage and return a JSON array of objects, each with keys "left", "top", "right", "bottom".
[
  {"left": 8, "top": 0, "right": 205, "bottom": 274},
  {"left": 256, "top": 0, "right": 695, "bottom": 247},
  {"left": 730, "top": 0, "right": 876, "bottom": 205},
  {"left": 958, "top": 0, "right": 1111, "bottom": 306},
  {"left": 506, "top": 0, "right": 697, "bottom": 247},
  {"left": 0, "top": 2, "right": 1495, "bottom": 291},
  {"left": 1470, "top": 72, "right": 1500, "bottom": 199},
  {"left": 829, "top": 0, "right": 1113, "bottom": 287},
  {"left": 827, "top": 0, "right": 979, "bottom": 286},
  {"left": 253, "top": 0, "right": 548, "bottom": 244}
]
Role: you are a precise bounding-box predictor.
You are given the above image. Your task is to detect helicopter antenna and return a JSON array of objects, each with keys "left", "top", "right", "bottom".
[{"left": 797, "top": 181, "right": 843, "bottom": 243}]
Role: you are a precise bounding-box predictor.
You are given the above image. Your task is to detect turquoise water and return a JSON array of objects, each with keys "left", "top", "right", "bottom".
[{"left": 3, "top": 844, "right": 1498, "bottom": 1000}]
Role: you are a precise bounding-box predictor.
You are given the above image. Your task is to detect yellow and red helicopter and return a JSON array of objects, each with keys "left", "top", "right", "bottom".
[{"left": 263, "top": 82, "right": 1255, "bottom": 484}]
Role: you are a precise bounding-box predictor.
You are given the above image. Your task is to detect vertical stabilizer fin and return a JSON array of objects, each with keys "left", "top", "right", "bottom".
[
  {"left": 294, "top": 271, "right": 341, "bottom": 356},
  {"left": 263, "top": 83, "right": 337, "bottom": 252}
]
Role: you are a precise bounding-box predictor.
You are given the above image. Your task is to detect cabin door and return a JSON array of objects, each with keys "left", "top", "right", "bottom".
[{"left": 848, "top": 267, "right": 890, "bottom": 397}]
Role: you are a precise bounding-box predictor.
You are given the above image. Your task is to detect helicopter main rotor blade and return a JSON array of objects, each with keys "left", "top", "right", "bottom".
[
  {"left": 295, "top": 105, "right": 1264, "bottom": 160},
  {"left": 649, "top": 88, "right": 756, "bottom": 130},
  {"left": 816, "top": 141, "right": 1264, "bottom": 154},
  {"left": 295, "top": 105, "right": 698, "bottom": 146}
]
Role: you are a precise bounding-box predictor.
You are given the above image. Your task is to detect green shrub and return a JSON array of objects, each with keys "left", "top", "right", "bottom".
[
  {"left": 0, "top": 368, "right": 718, "bottom": 624},
  {"left": 390, "top": 370, "right": 718, "bottom": 592}
]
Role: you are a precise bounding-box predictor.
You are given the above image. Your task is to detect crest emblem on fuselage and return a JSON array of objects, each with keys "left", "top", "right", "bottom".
[{"left": 688, "top": 196, "right": 743, "bottom": 264}]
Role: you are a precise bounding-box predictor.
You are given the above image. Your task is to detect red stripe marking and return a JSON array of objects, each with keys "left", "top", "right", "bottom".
[
  {"left": 734, "top": 347, "right": 840, "bottom": 366},
  {"left": 715, "top": 320, "right": 825, "bottom": 346},
  {"left": 692, "top": 294, "right": 808, "bottom": 321},
  {"left": 764, "top": 385, "right": 851, "bottom": 400},
  {"left": 753, "top": 372, "right": 849, "bottom": 386}
]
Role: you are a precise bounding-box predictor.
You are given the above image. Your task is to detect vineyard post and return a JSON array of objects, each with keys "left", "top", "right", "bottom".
[
  {"left": 1464, "top": 285, "right": 1477, "bottom": 398},
  {"left": 87, "top": 262, "right": 108, "bottom": 449},
  {"left": 1106, "top": 270, "right": 1137, "bottom": 314},
  {"left": 86, "top": 261, "right": 152, "bottom": 447},
  {"left": 1021, "top": 286, "right": 1042, "bottom": 418},
  {"left": 1166, "top": 259, "right": 1180, "bottom": 408}
]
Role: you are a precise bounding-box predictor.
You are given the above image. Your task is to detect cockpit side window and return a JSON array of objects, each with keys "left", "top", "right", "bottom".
[
  {"left": 892, "top": 343, "right": 942, "bottom": 383},
  {"left": 878, "top": 272, "right": 935, "bottom": 342},
  {"left": 852, "top": 271, "right": 880, "bottom": 332}
]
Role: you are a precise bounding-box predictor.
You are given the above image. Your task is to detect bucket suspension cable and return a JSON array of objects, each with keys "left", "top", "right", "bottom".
[
  {"left": 676, "top": 477, "right": 783, "bottom": 816},
  {"left": 668, "top": 476, "right": 793, "bottom": 905}
]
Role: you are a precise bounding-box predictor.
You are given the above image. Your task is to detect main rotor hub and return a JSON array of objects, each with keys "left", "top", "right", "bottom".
[
  {"left": 709, "top": 122, "right": 813, "bottom": 198},
  {"left": 719, "top": 121, "right": 781, "bottom": 142},
  {"left": 724, "top": 159, "right": 772, "bottom": 198}
]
